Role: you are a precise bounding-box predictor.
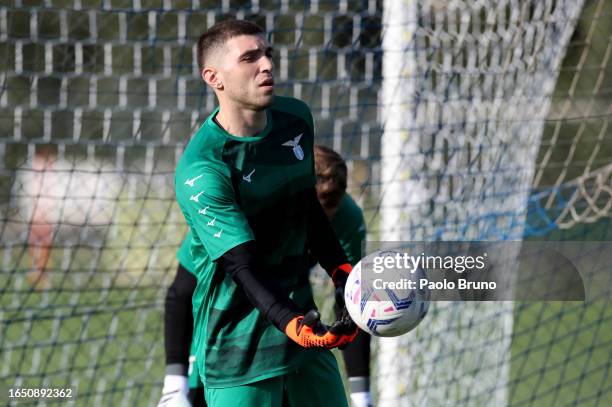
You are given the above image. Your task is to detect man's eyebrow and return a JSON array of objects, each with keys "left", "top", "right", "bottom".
[{"left": 239, "top": 46, "right": 274, "bottom": 59}]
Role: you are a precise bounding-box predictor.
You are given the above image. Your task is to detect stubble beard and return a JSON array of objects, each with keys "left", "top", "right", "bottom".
[
  {"left": 256, "top": 94, "right": 275, "bottom": 110},
  {"left": 224, "top": 84, "right": 275, "bottom": 111},
  {"left": 245, "top": 92, "right": 275, "bottom": 111}
]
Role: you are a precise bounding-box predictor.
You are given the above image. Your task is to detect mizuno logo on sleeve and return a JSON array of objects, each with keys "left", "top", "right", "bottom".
[
  {"left": 190, "top": 191, "right": 204, "bottom": 202},
  {"left": 184, "top": 174, "right": 203, "bottom": 187},
  {"left": 242, "top": 169, "right": 255, "bottom": 183}
]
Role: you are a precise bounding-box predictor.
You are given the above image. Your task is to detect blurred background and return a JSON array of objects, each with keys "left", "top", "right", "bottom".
[{"left": 0, "top": 1, "right": 610, "bottom": 406}]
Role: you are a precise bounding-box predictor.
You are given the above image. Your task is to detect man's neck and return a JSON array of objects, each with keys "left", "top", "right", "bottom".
[{"left": 215, "top": 105, "right": 267, "bottom": 137}]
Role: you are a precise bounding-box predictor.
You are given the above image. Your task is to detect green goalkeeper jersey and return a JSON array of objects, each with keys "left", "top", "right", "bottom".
[
  {"left": 176, "top": 193, "right": 365, "bottom": 389},
  {"left": 175, "top": 96, "right": 319, "bottom": 388},
  {"left": 177, "top": 193, "right": 365, "bottom": 273}
]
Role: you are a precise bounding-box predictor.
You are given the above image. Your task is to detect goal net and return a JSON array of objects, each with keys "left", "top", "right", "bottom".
[
  {"left": 377, "top": 0, "right": 610, "bottom": 406},
  {"left": 0, "top": 1, "right": 610, "bottom": 406}
]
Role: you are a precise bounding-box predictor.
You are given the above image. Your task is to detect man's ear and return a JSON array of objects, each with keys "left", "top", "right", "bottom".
[{"left": 202, "top": 68, "right": 223, "bottom": 90}]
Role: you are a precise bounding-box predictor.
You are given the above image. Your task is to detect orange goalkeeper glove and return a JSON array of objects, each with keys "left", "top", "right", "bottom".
[
  {"left": 331, "top": 263, "right": 352, "bottom": 308},
  {"left": 330, "top": 263, "right": 356, "bottom": 329},
  {"left": 285, "top": 310, "right": 358, "bottom": 349}
]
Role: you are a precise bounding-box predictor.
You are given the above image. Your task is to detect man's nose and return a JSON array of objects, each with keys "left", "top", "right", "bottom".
[{"left": 260, "top": 55, "right": 274, "bottom": 73}]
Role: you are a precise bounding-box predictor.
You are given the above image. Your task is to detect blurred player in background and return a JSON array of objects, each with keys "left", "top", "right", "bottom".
[
  {"left": 313, "top": 145, "right": 371, "bottom": 407},
  {"left": 159, "top": 145, "right": 371, "bottom": 407},
  {"left": 169, "top": 19, "right": 357, "bottom": 407},
  {"left": 26, "top": 149, "right": 57, "bottom": 290},
  {"left": 158, "top": 234, "right": 202, "bottom": 407}
]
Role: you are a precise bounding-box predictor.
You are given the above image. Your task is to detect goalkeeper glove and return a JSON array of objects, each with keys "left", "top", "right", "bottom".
[
  {"left": 285, "top": 310, "right": 358, "bottom": 349},
  {"left": 157, "top": 375, "right": 192, "bottom": 407},
  {"left": 331, "top": 263, "right": 352, "bottom": 309},
  {"left": 330, "top": 263, "right": 359, "bottom": 347}
]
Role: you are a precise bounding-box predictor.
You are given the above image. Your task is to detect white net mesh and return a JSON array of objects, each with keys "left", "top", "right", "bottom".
[
  {"left": 0, "top": 1, "right": 610, "bottom": 406},
  {"left": 378, "top": 1, "right": 610, "bottom": 406}
]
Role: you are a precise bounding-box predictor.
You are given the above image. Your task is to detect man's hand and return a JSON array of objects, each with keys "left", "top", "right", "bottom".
[
  {"left": 285, "top": 310, "right": 358, "bottom": 349},
  {"left": 330, "top": 263, "right": 359, "bottom": 348},
  {"left": 331, "top": 263, "right": 352, "bottom": 309},
  {"left": 157, "top": 375, "right": 192, "bottom": 407}
]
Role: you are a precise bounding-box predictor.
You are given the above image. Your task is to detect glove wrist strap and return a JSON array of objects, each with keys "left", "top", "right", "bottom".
[
  {"left": 331, "top": 263, "right": 352, "bottom": 283},
  {"left": 165, "top": 363, "right": 187, "bottom": 376}
]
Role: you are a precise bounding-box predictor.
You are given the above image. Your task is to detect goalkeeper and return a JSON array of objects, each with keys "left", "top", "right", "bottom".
[
  {"left": 160, "top": 145, "right": 370, "bottom": 407},
  {"left": 170, "top": 19, "right": 357, "bottom": 407}
]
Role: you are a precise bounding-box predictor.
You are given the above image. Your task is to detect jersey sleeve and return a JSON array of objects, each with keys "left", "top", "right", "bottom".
[{"left": 176, "top": 163, "right": 254, "bottom": 261}]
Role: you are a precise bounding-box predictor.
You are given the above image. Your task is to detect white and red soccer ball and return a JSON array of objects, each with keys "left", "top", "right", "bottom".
[{"left": 344, "top": 250, "right": 430, "bottom": 337}]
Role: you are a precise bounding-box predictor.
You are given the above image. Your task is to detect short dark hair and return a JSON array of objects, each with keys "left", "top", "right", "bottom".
[
  {"left": 314, "top": 144, "right": 347, "bottom": 212},
  {"left": 197, "top": 19, "right": 265, "bottom": 72}
]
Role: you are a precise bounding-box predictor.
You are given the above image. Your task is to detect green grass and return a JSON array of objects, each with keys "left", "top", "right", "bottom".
[
  {"left": 2, "top": 213, "right": 610, "bottom": 406},
  {"left": 0, "top": 274, "right": 167, "bottom": 406},
  {"left": 508, "top": 218, "right": 612, "bottom": 406},
  {"left": 509, "top": 302, "right": 612, "bottom": 406},
  {"left": 0, "top": 195, "right": 183, "bottom": 406}
]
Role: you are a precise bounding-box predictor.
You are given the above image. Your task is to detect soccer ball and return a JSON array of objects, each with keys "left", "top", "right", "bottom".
[{"left": 344, "top": 250, "right": 430, "bottom": 337}]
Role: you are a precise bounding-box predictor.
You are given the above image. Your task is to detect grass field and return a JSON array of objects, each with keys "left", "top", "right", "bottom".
[
  {"left": 0, "top": 260, "right": 167, "bottom": 406},
  {"left": 509, "top": 301, "right": 612, "bottom": 406},
  {"left": 508, "top": 219, "right": 612, "bottom": 406},
  {"left": 0, "top": 193, "right": 181, "bottom": 406},
  {"left": 1, "top": 218, "right": 610, "bottom": 406}
]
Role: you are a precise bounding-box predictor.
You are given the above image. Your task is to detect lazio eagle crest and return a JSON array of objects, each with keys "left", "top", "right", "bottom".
[{"left": 282, "top": 133, "right": 304, "bottom": 160}]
